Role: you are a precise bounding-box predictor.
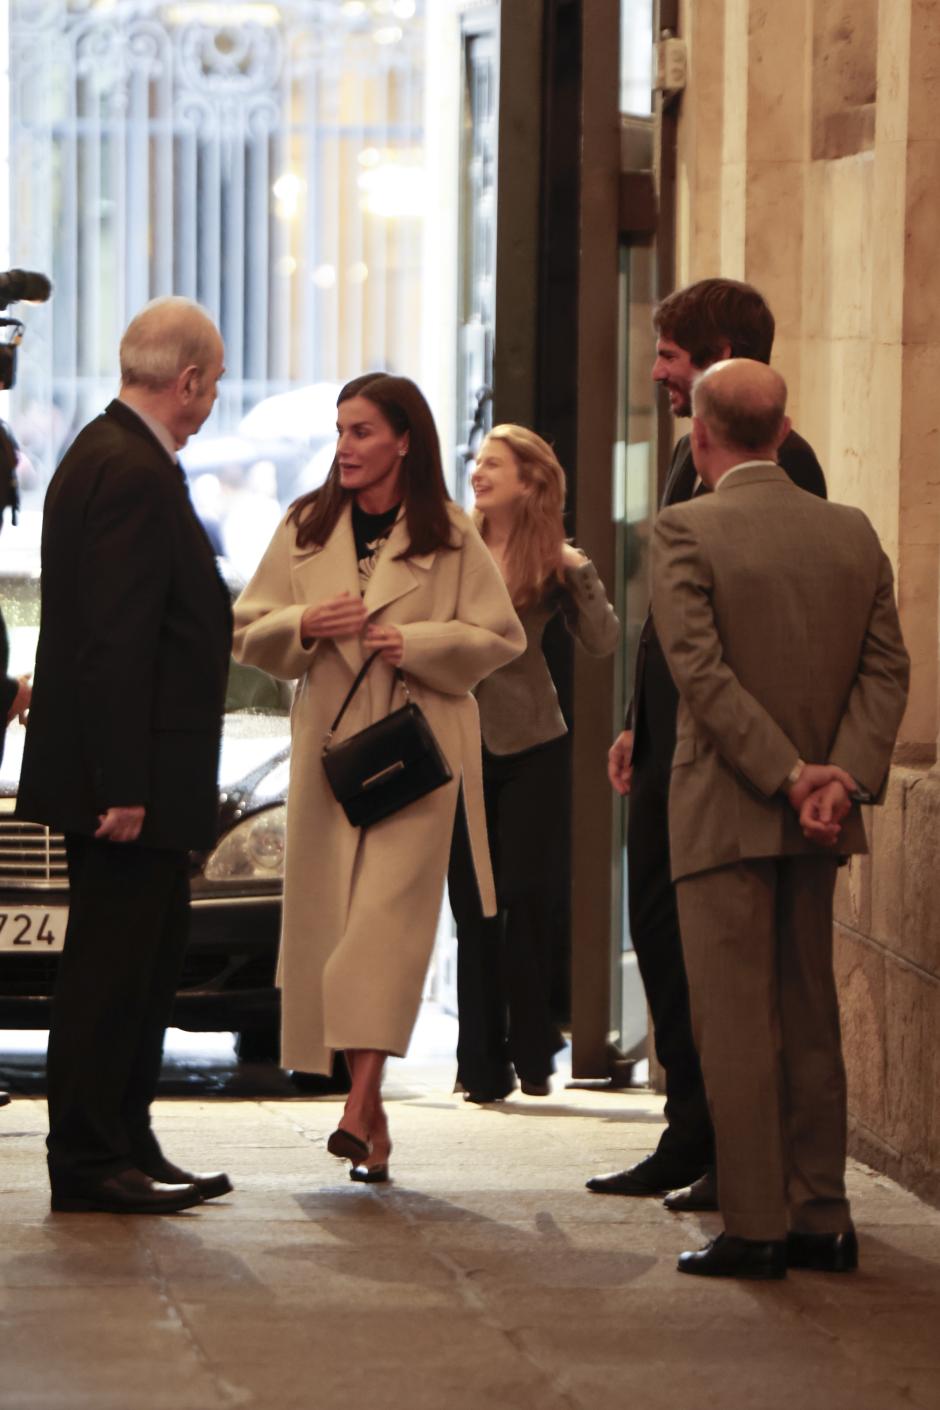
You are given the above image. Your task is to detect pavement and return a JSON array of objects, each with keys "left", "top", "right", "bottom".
[{"left": 1, "top": 1010, "right": 939, "bottom": 1410}]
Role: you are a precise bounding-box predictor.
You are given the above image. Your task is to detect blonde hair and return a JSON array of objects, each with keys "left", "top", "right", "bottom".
[
  {"left": 475, "top": 424, "right": 567, "bottom": 609},
  {"left": 120, "top": 296, "right": 221, "bottom": 390}
]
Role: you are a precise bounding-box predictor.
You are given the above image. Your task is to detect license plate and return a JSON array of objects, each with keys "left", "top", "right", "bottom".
[{"left": 0, "top": 907, "right": 68, "bottom": 952}]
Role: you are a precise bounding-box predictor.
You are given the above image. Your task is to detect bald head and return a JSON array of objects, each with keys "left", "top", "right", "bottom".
[
  {"left": 118, "top": 297, "right": 225, "bottom": 449},
  {"left": 120, "top": 296, "right": 222, "bottom": 391},
  {"left": 692, "top": 358, "right": 788, "bottom": 451}
]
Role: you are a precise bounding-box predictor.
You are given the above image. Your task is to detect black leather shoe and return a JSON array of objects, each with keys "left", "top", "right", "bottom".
[
  {"left": 144, "top": 1159, "right": 233, "bottom": 1202},
  {"left": 463, "top": 1089, "right": 513, "bottom": 1105},
  {"left": 586, "top": 1154, "right": 704, "bottom": 1197},
  {"left": 50, "top": 1167, "right": 202, "bottom": 1215},
  {"left": 520, "top": 1079, "right": 551, "bottom": 1097},
  {"left": 664, "top": 1168, "right": 719, "bottom": 1212},
  {"left": 350, "top": 1162, "right": 390, "bottom": 1184},
  {"left": 677, "top": 1233, "right": 786, "bottom": 1280},
  {"left": 0, "top": 1091, "right": 10, "bottom": 1108},
  {"left": 787, "top": 1228, "right": 858, "bottom": 1273}
]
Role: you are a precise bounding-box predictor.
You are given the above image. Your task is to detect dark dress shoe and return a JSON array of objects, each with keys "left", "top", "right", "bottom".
[
  {"left": 663, "top": 1168, "right": 719, "bottom": 1212},
  {"left": 0, "top": 1090, "right": 10, "bottom": 1107},
  {"left": 586, "top": 1154, "right": 703, "bottom": 1197},
  {"left": 144, "top": 1159, "right": 232, "bottom": 1202},
  {"left": 50, "top": 1167, "right": 202, "bottom": 1215},
  {"left": 350, "top": 1162, "right": 390, "bottom": 1184},
  {"left": 677, "top": 1233, "right": 786, "bottom": 1280},
  {"left": 463, "top": 1089, "right": 513, "bottom": 1105},
  {"left": 520, "top": 1079, "right": 551, "bottom": 1097},
  {"left": 787, "top": 1228, "right": 858, "bottom": 1273}
]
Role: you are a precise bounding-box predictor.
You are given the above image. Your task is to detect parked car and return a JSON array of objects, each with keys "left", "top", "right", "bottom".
[{"left": 0, "top": 560, "right": 291, "bottom": 1064}]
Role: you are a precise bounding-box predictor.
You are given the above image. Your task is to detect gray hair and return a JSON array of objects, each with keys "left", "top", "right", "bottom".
[
  {"left": 692, "top": 358, "right": 787, "bottom": 452},
  {"left": 119, "top": 296, "right": 221, "bottom": 390}
]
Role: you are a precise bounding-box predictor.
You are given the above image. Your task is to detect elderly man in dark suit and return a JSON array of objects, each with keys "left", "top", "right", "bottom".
[
  {"left": 590, "top": 279, "right": 827, "bottom": 1210},
  {"left": 18, "top": 297, "right": 233, "bottom": 1213},
  {"left": 651, "top": 359, "right": 908, "bottom": 1278}
]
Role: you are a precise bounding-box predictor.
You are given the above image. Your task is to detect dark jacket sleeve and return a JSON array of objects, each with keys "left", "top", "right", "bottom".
[
  {"left": 778, "top": 429, "right": 826, "bottom": 499},
  {"left": 76, "top": 460, "right": 173, "bottom": 808},
  {"left": 0, "top": 608, "right": 16, "bottom": 719}
]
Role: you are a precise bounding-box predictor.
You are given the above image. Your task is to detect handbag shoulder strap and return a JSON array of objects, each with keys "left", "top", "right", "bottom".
[{"left": 324, "top": 651, "right": 409, "bottom": 749}]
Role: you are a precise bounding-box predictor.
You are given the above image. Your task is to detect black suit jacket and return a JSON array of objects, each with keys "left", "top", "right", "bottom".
[
  {"left": 0, "top": 609, "right": 17, "bottom": 771},
  {"left": 17, "top": 400, "right": 233, "bottom": 850},
  {"left": 628, "top": 429, "right": 826, "bottom": 770}
]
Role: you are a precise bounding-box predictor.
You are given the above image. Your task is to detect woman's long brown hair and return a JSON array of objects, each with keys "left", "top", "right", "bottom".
[
  {"left": 288, "top": 373, "right": 455, "bottom": 557},
  {"left": 475, "top": 424, "right": 567, "bottom": 609}
]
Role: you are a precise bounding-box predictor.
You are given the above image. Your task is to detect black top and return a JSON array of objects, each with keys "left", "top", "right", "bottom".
[
  {"left": 352, "top": 501, "right": 400, "bottom": 585},
  {"left": 628, "top": 428, "right": 827, "bottom": 767},
  {"left": 17, "top": 400, "right": 233, "bottom": 850}
]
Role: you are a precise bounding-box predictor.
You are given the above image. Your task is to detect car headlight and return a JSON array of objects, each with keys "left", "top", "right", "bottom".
[{"left": 204, "top": 805, "right": 287, "bottom": 881}]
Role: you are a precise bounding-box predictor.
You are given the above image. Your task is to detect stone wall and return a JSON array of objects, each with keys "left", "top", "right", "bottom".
[{"left": 674, "top": 0, "right": 940, "bottom": 1202}]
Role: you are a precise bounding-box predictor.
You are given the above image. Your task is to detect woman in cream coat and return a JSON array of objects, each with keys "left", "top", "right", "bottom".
[{"left": 233, "top": 373, "right": 524, "bottom": 1182}]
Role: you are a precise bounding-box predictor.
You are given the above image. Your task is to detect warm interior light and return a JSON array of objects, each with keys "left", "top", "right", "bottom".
[
  {"left": 372, "top": 25, "right": 403, "bottom": 45},
  {"left": 358, "top": 162, "right": 425, "bottom": 219}
]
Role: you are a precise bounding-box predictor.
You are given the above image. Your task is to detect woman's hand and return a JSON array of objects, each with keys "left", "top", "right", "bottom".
[
  {"left": 560, "top": 542, "right": 586, "bottom": 570},
  {"left": 363, "top": 622, "right": 404, "bottom": 666},
  {"left": 300, "top": 592, "right": 368, "bottom": 643}
]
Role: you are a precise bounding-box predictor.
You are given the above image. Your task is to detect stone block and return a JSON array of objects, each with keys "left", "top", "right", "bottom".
[
  {"left": 906, "top": 0, "right": 940, "bottom": 142},
  {"left": 883, "top": 957, "right": 932, "bottom": 1157},
  {"left": 747, "top": 0, "right": 810, "bottom": 163},
  {"left": 870, "top": 140, "right": 908, "bottom": 342},
  {"left": 895, "top": 543, "right": 939, "bottom": 753},
  {"left": 834, "top": 923, "right": 886, "bottom": 1134},
  {"left": 743, "top": 159, "right": 805, "bottom": 335},
  {"left": 835, "top": 851, "right": 871, "bottom": 936},
  {"left": 901, "top": 139, "right": 940, "bottom": 345},
  {"left": 901, "top": 769, "right": 940, "bottom": 975},
  {"left": 719, "top": 160, "right": 747, "bottom": 274},
  {"left": 827, "top": 155, "right": 875, "bottom": 339},
  {"left": 800, "top": 164, "right": 833, "bottom": 342},
  {"left": 869, "top": 768, "right": 907, "bottom": 949},
  {"left": 875, "top": 0, "right": 912, "bottom": 145}
]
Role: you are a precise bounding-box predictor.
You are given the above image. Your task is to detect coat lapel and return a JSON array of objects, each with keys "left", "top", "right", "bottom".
[
  {"left": 290, "top": 503, "right": 363, "bottom": 676},
  {"left": 362, "top": 514, "right": 432, "bottom": 617}
]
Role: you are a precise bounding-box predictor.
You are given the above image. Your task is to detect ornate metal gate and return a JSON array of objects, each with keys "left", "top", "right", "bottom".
[{"left": 8, "top": 0, "right": 426, "bottom": 490}]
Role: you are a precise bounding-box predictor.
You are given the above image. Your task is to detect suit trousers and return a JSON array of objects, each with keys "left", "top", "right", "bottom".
[
  {"left": 448, "top": 738, "right": 567, "bottom": 1094},
  {"left": 676, "top": 855, "right": 852, "bottom": 1241},
  {"left": 46, "top": 834, "right": 191, "bottom": 1183},
  {"left": 627, "top": 750, "right": 713, "bottom": 1172}
]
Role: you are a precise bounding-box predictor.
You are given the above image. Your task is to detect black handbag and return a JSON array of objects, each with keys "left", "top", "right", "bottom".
[{"left": 322, "top": 650, "right": 453, "bottom": 828}]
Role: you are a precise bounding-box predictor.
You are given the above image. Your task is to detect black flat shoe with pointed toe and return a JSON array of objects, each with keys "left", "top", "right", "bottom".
[{"left": 350, "top": 1163, "right": 390, "bottom": 1184}]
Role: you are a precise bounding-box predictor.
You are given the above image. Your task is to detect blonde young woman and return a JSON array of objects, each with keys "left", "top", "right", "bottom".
[
  {"left": 448, "top": 425, "right": 619, "bottom": 1103},
  {"left": 233, "top": 375, "right": 524, "bottom": 1181}
]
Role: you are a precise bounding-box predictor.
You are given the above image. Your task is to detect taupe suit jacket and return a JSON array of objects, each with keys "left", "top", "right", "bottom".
[{"left": 650, "top": 463, "right": 910, "bottom": 882}]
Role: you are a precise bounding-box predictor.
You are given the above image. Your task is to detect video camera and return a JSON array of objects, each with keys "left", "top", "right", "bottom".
[
  {"left": 0, "top": 269, "right": 53, "bottom": 524},
  {"left": 0, "top": 268, "right": 53, "bottom": 391}
]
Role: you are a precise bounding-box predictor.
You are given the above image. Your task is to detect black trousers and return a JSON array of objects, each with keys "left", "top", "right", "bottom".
[
  {"left": 627, "top": 750, "right": 713, "bottom": 1171},
  {"left": 46, "top": 834, "right": 191, "bottom": 1184},
  {"left": 448, "top": 737, "right": 567, "bottom": 1094}
]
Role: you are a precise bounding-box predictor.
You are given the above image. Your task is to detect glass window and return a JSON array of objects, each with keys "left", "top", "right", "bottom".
[
  {"left": 621, "top": 0, "right": 654, "bottom": 116},
  {"left": 5, "top": 0, "right": 428, "bottom": 575}
]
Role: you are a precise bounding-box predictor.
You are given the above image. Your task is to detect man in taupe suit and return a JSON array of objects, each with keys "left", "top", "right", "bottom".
[{"left": 651, "top": 359, "right": 909, "bottom": 1280}]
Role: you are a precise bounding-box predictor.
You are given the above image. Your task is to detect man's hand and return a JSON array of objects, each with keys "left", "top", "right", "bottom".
[
  {"left": 786, "top": 762, "right": 856, "bottom": 812},
  {"left": 95, "top": 806, "right": 146, "bottom": 843},
  {"left": 799, "top": 780, "right": 853, "bottom": 848},
  {"left": 608, "top": 730, "right": 634, "bottom": 796},
  {"left": 7, "top": 675, "right": 31, "bottom": 726},
  {"left": 362, "top": 622, "right": 404, "bottom": 666},
  {"left": 300, "top": 591, "right": 368, "bottom": 643}
]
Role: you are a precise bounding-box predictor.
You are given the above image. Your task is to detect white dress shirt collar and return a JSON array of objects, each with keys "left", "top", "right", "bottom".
[
  {"left": 117, "top": 398, "right": 179, "bottom": 463},
  {"left": 713, "top": 458, "right": 780, "bottom": 492}
]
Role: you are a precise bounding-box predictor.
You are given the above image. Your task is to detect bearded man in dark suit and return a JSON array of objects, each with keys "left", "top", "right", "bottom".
[
  {"left": 18, "top": 297, "right": 233, "bottom": 1213},
  {"left": 589, "top": 279, "right": 827, "bottom": 1209}
]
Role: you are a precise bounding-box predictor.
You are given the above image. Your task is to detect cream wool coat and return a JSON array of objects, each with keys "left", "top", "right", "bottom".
[{"left": 232, "top": 501, "right": 525, "bottom": 1073}]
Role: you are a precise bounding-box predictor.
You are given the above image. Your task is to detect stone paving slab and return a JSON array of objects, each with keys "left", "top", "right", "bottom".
[{"left": 2, "top": 1045, "right": 939, "bottom": 1410}]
